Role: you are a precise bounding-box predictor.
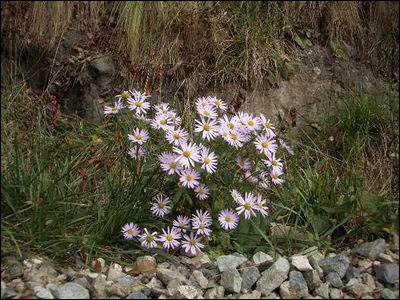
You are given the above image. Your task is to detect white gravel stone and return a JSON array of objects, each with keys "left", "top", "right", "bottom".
[{"left": 290, "top": 255, "right": 313, "bottom": 272}]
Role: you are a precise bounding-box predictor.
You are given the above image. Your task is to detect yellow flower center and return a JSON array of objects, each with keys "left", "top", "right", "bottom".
[
  {"left": 186, "top": 175, "right": 193, "bottom": 182},
  {"left": 112, "top": 106, "right": 118, "bottom": 112},
  {"left": 244, "top": 202, "right": 251, "bottom": 210},
  {"left": 160, "top": 119, "right": 167, "bottom": 125},
  {"left": 203, "top": 123, "right": 211, "bottom": 131},
  {"left": 248, "top": 120, "right": 254, "bottom": 126},
  {"left": 135, "top": 134, "right": 142, "bottom": 140},
  {"left": 204, "top": 111, "right": 210, "bottom": 117},
  {"left": 166, "top": 234, "right": 173, "bottom": 241},
  {"left": 121, "top": 91, "right": 129, "bottom": 99},
  {"left": 146, "top": 235, "right": 154, "bottom": 242},
  {"left": 272, "top": 160, "right": 278, "bottom": 166},
  {"left": 204, "top": 158, "right": 211, "bottom": 165},
  {"left": 214, "top": 101, "right": 221, "bottom": 107},
  {"left": 179, "top": 223, "right": 185, "bottom": 228},
  {"left": 265, "top": 122, "right": 272, "bottom": 128},
  {"left": 222, "top": 132, "right": 228, "bottom": 138},
  {"left": 199, "top": 223, "right": 205, "bottom": 230},
  {"left": 225, "top": 216, "right": 232, "bottom": 223},
  {"left": 173, "top": 133, "right": 181, "bottom": 140},
  {"left": 183, "top": 150, "right": 191, "bottom": 158},
  {"left": 135, "top": 101, "right": 142, "bottom": 108},
  {"left": 231, "top": 134, "right": 238, "bottom": 141},
  {"left": 228, "top": 123, "right": 235, "bottom": 129},
  {"left": 189, "top": 239, "right": 197, "bottom": 246},
  {"left": 272, "top": 174, "right": 279, "bottom": 180},
  {"left": 159, "top": 202, "right": 164, "bottom": 209},
  {"left": 262, "top": 141, "right": 269, "bottom": 148},
  {"left": 170, "top": 162, "right": 177, "bottom": 169},
  {"left": 127, "top": 229, "right": 134, "bottom": 235}
]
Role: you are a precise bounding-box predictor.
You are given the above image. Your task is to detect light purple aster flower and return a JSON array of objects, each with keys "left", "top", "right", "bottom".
[
  {"left": 139, "top": 228, "right": 159, "bottom": 249},
  {"left": 159, "top": 226, "right": 181, "bottom": 250},
  {"left": 194, "top": 184, "right": 210, "bottom": 201},
  {"left": 230, "top": 189, "right": 243, "bottom": 204},
  {"left": 104, "top": 100, "right": 124, "bottom": 115},
  {"left": 173, "top": 142, "right": 201, "bottom": 169},
  {"left": 262, "top": 152, "right": 283, "bottom": 172},
  {"left": 150, "top": 194, "right": 171, "bottom": 218},
  {"left": 218, "top": 209, "right": 239, "bottom": 230},
  {"left": 200, "top": 147, "right": 218, "bottom": 174},
  {"left": 159, "top": 152, "right": 182, "bottom": 175},
  {"left": 255, "top": 194, "right": 269, "bottom": 217},
  {"left": 192, "top": 215, "right": 213, "bottom": 236},
  {"left": 128, "top": 146, "right": 146, "bottom": 160},
  {"left": 151, "top": 112, "right": 173, "bottom": 131},
  {"left": 173, "top": 215, "right": 191, "bottom": 233},
  {"left": 121, "top": 223, "right": 141, "bottom": 239},
  {"left": 192, "top": 209, "right": 212, "bottom": 227},
  {"left": 195, "top": 117, "right": 220, "bottom": 141},
  {"left": 254, "top": 133, "right": 278, "bottom": 157},
  {"left": 127, "top": 90, "right": 151, "bottom": 115},
  {"left": 179, "top": 169, "right": 201, "bottom": 189},
  {"left": 166, "top": 127, "right": 189, "bottom": 146},
  {"left": 271, "top": 169, "right": 285, "bottom": 185},
  {"left": 182, "top": 232, "right": 204, "bottom": 256},
  {"left": 154, "top": 102, "right": 170, "bottom": 114},
  {"left": 235, "top": 192, "right": 257, "bottom": 219},
  {"left": 236, "top": 157, "right": 252, "bottom": 171},
  {"left": 128, "top": 128, "right": 150, "bottom": 145},
  {"left": 259, "top": 113, "right": 276, "bottom": 137}
]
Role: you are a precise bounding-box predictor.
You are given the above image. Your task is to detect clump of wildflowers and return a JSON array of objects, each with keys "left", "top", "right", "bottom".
[{"left": 105, "top": 89, "right": 293, "bottom": 256}]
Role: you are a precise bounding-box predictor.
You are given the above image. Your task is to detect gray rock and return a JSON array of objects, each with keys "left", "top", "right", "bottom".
[
  {"left": 93, "top": 274, "right": 108, "bottom": 298},
  {"left": 167, "top": 278, "right": 184, "bottom": 290},
  {"left": 238, "top": 290, "right": 261, "bottom": 299},
  {"left": 326, "top": 272, "right": 344, "bottom": 288},
  {"left": 2, "top": 287, "right": 18, "bottom": 299},
  {"left": 315, "top": 282, "right": 330, "bottom": 299},
  {"left": 345, "top": 278, "right": 373, "bottom": 298},
  {"left": 1, "top": 281, "right": 6, "bottom": 299},
  {"left": 345, "top": 265, "right": 360, "bottom": 282},
  {"left": 221, "top": 269, "right": 242, "bottom": 294},
  {"left": 374, "top": 263, "right": 399, "bottom": 284},
  {"left": 304, "top": 269, "right": 322, "bottom": 291},
  {"left": 240, "top": 267, "right": 260, "bottom": 291},
  {"left": 191, "top": 270, "right": 208, "bottom": 289},
  {"left": 308, "top": 252, "right": 325, "bottom": 278},
  {"left": 319, "top": 255, "right": 350, "bottom": 278},
  {"left": 89, "top": 56, "right": 115, "bottom": 76},
  {"left": 51, "top": 282, "right": 90, "bottom": 299},
  {"left": 157, "top": 268, "right": 187, "bottom": 285},
  {"left": 264, "top": 291, "right": 281, "bottom": 299},
  {"left": 330, "top": 288, "right": 343, "bottom": 299},
  {"left": 216, "top": 255, "right": 248, "bottom": 272},
  {"left": 252, "top": 252, "right": 274, "bottom": 267},
  {"left": 171, "top": 285, "right": 201, "bottom": 299},
  {"left": 126, "top": 292, "right": 148, "bottom": 299},
  {"left": 145, "top": 277, "right": 164, "bottom": 289},
  {"left": 378, "top": 253, "right": 394, "bottom": 263},
  {"left": 107, "top": 263, "right": 125, "bottom": 282},
  {"left": 290, "top": 255, "right": 313, "bottom": 272},
  {"left": 354, "top": 239, "right": 386, "bottom": 260},
  {"left": 23, "top": 262, "right": 59, "bottom": 285},
  {"left": 204, "top": 286, "right": 225, "bottom": 299},
  {"left": 34, "top": 286, "right": 54, "bottom": 299},
  {"left": 256, "top": 257, "right": 290, "bottom": 296},
  {"left": 181, "top": 254, "right": 211, "bottom": 269},
  {"left": 360, "top": 273, "right": 376, "bottom": 290},
  {"left": 281, "top": 271, "right": 309, "bottom": 298},
  {"left": 2, "top": 256, "right": 24, "bottom": 279},
  {"left": 381, "top": 288, "right": 396, "bottom": 299}
]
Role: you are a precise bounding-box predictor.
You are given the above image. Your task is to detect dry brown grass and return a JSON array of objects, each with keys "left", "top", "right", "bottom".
[{"left": 1, "top": 1, "right": 398, "bottom": 91}]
